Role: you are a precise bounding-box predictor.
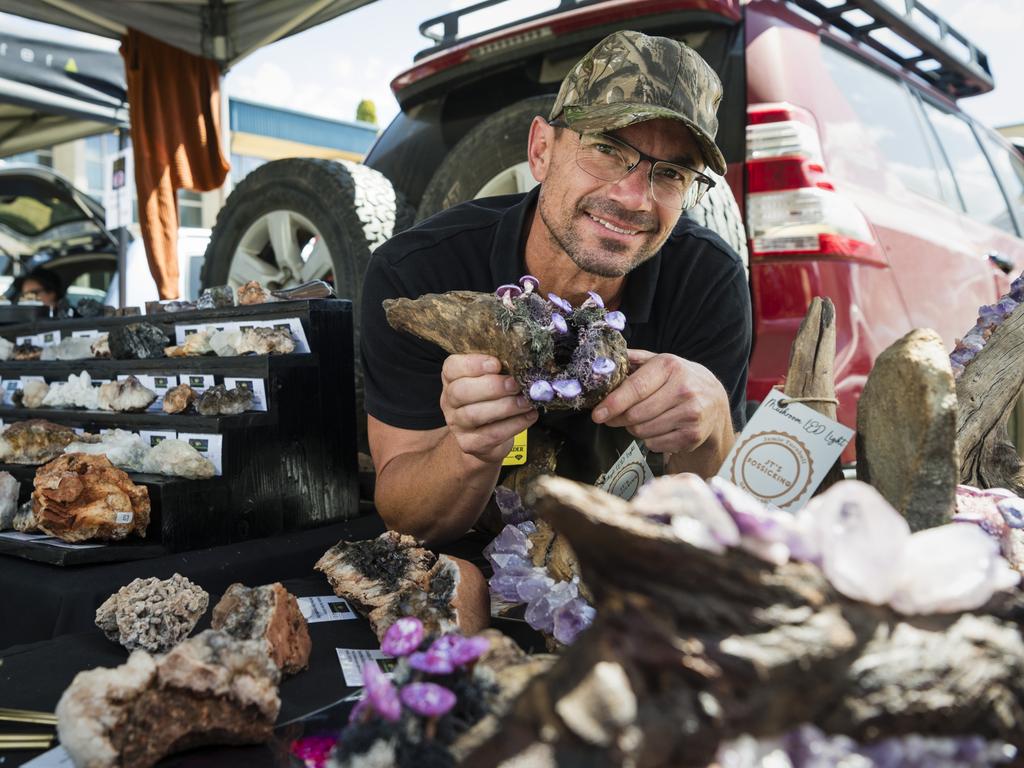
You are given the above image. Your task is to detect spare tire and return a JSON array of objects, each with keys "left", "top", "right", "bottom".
[
  {"left": 202, "top": 157, "right": 414, "bottom": 453},
  {"left": 417, "top": 95, "right": 748, "bottom": 268}
]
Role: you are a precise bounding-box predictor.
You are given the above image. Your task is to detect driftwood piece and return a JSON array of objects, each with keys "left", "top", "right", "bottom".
[
  {"left": 384, "top": 290, "right": 628, "bottom": 409},
  {"left": 856, "top": 329, "right": 959, "bottom": 530},
  {"left": 957, "top": 304, "right": 1024, "bottom": 495},
  {"left": 783, "top": 297, "right": 843, "bottom": 494},
  {"left": 462, "top": 477, "right": 1024, "bottom": 768}
]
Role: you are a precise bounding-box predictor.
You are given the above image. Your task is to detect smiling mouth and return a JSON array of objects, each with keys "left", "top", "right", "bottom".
[{"left": 586, "top": 212, "right": 643, "bottom": 236}]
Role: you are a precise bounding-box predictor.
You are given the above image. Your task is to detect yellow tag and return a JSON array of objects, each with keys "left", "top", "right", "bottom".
[{"left": 501, "top": 430, "right": 528, "bottom": 466}]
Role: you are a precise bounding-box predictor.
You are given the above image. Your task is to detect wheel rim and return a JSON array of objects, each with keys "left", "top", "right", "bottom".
[
  {"left": 227, "top": 209, "right": 332, "bottom": 289},
  {"left": 474, "top": 161, "right": 538, "bottom": 199}
]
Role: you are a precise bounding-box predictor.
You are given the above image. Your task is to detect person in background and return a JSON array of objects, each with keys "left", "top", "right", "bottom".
[{"left": 15, "top": 267, "right": 64, "bottom": 310}]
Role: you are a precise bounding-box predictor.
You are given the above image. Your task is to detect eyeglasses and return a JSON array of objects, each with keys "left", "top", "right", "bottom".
[{"left": 549, "top": 120, "right": 715, "bottom": 210}]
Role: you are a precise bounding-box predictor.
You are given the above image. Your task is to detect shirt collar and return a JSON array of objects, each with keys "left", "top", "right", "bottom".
[{"left": 490, "top": 186, "right": 663, "bottom": 331}]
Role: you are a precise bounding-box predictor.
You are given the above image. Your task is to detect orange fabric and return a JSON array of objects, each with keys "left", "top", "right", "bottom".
[{"left": 121, "top": 29, "right": 230, "bottom": 299}]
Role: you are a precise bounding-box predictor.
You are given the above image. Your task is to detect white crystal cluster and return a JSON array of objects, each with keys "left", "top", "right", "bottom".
[
  {"left": 64, "top": 430, "right": 215, "bottom": 479},
  {"left": 950, "top": 275, "right": 1024, "bottom": 378},
  {"left": 717, "top": 724, "right": 1017, "bottom": 767},
  {"left": 633, "top": 476, "right": 1020, "bottom": 616},
  {"left": 17, "top": 371, "right": 157, "bottom": 412}
]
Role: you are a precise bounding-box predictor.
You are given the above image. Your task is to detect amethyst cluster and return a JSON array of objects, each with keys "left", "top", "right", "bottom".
[
  {"left": 950, "top": 274, "right": 1024, "bottom": 378},
  {"left": 631, "top": 475, "right": 1020, "bottom": 615},
  {"left": 336, "top": 617, "right": 494, "bottom": 766},
  {"left": 716, "top": 723, "right": 1016, "bottom": 767},
  {"left": 953, "top": 484, "right": 1024, "bottom": 570},
  {"left": 487, "top": 487, "right": 595, "bottom": 645},
  {"left": 494, "top": 275, "right": 625, "bottom": 406}
]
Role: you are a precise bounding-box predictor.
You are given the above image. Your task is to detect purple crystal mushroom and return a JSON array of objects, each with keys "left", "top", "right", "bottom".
[
  {"left": 361, "top": 661, "right": 401, "bottom": 722},
  {"left": 429, "top": 634, "right": 491, "bottom": 667},
  {"left": 400, "top": 682, "right": 457, "bottom": 718},
  {"left": 591, "top": 356, "right": 616, "bottom": 376},
  {"left": 381, "top": 617, "right": 424, "bottom": 658},
  {"left": 583, "top": 290, "right": 605, "bottom": 309},
  {"left": 519, "top": 275, "right": 539, "bottom": 293},
  {"left": 495, "top": 284, "right": 522, "bottom": 300},
  {"left": 547, "top": 293, "right": 573, "bottom": 313},
  {"left": 549, "top": 312, "right": 568, "bottom": 334},
  {"left": 604, "top": 311, "right": 626, "bottom": 331},
  {"left": 408, "top": 648, "right": 456, "bottom": 675},
  {"left": 529, "top": 380, "right": 554, "bottom": 402},
  {"left": 997, "top": 497, "right": 1024, "bottom": 529},
  {"left": 552, "top": 379, "right": 582, "bottom": 399}
]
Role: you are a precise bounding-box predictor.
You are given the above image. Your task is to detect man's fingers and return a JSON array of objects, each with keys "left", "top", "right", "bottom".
[
  {"left": 442, "top": 353, "right": 502, "bottom": 383},
  {"left": 593, "top": 359, "right": 671, "bottom": 424},
  {"left": 444, "top": 373, "right": 519, "bottom": 409},
  {"left": 454, "top": 409, "right": 538, "bottom": 458},
  {"left": 450, "top": 394, "right": 535, "bottom": 431},
  {"left": 627, "top": 348, "right": 656, "bottom": 371}
]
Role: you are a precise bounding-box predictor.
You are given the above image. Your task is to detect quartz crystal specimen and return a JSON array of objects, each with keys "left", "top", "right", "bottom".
[
  {"left": 91, "top": 334, "right": 110, "bottom": 358},
  {"left": 12, "top": 499, "right": 38, "bottom": 532},
  {"left": 95, "top": 574, "right": 209, "bottom": 652},
  {"left": 315, "top": 531, "right": 489, "bottom": 641},
  {"left": 0, "top": 419, "right": 77, "bottom": 463},
  {"left": 98, "top": 375, "right": 157, "bottom": 412},
  {"left": 954, "top": 484, "right": 1024, "bottom": 570},
  {"left": 0, "top": 337, "right": 13, "bottom": 361},
  {"left": 197, "top": 285, "right": 235, "bottom": 309},
  {"left": 237, "top": 281, "right": 272, "bottom": 305},
  {"left": 211, "top": 582, "right": 311, "bottom": 674},
  {"left": 40, "top": 336, "right": 96, "bottom": 361},
  {"left": 210, "top": 327, "right": 242, "bottom": 356},
  {"left": 950, "top": 275, "right": 1024, "bottom": 378},
  {"left": 165, "top": 330, "right": 212, "bottom": 357},
  {"left": 236, "top": 327, "right": 296, "bottom": 355},
  {"left": 13, "top": 341, "right": 42, "bottom": 360},
  {"left": 19, "top": 379, "right": 50, "bottom": 409},
  {"left": 65, "top": 429, "right": 150, "bottom": 472},
  {"left": 162, "top": 383, "right": 197, "bottom": 414},
  {"left": 32, "top": 453, "right": 150, "bottom": 542},
  {"left": 108, "top": 322, "right": 170, "bottom": 359},
  {"left": 140, "top": 438, "right": 216, "bottom": 479},
  {"left": 0, "top": 471, "right": 20, "bottom": 530},
  {"left": 42, "top": 371, "right": 100, "bottom": 409},
  {"left": 195, "top": 384, "right": 253, "bottom": 416},
  {"left": 384, "top": 276, "right": 628, "bottom": 410},
  {"left": 56, "top": 630, "right": 281, "bottom": 768}
]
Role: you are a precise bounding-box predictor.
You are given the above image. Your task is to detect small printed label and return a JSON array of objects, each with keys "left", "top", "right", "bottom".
[
  {"left": 20, "top": 375, "right": 46, "bottom": 386},
  {"left": 2, "top": 379, "right": 20, "bottom": 405},
  {"left": 718, "top": 388, "right": 854, "bottom": 510},
  {"left": 39, "top": 330, "right": 61, "bottom": 346},
  {"left": 597, "top": 441, "right": 653, "bottom": 501},
  {"left": 139, "top": 429, "right": 176, "bottom": 448},
  {"left": 15, "top": 334, "right": 40, "bottom": 346},
  {"left": 71, "top": 329, "right": 102, "bottom": 339},
  {"left": 114, "top": 512, "right": 133, "bottom": 524},
  {"left": 224, "top": 377, "right": 267, "bottom": 411},
  {"left": 298, "top": 596, "right": 357, "bottom": 623},
  {"left": 176, "top": 431, "right": 223, "bottom": 474},
  {"left": 501, "top": 429, "right": 528, "bottom": 466},
  {"left": 337, "top": 648, "right": 395, "bottom": 686},
  {"left": 184, "top": 373, "right": 215, "bottom": 394}
]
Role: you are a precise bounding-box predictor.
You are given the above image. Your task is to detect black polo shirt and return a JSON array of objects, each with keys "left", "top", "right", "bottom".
[{"left": 361, "top": 187, "right": 751, "bottom": 484}]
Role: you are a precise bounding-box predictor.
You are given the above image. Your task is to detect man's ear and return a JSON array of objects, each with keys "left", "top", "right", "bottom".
[{"left": 527, "top": 116, "right": 556, "bottom": 183}]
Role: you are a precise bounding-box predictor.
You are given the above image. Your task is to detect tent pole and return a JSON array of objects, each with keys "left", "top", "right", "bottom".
[
  {"left": 117, "top": 129, "right": 127, "bottom": 309},
  {"left": 227, "top": 0, "right": 337, "bottom": 68}
]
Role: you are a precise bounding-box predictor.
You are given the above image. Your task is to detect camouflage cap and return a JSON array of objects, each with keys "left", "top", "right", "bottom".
[{"left": 549, "top": 30, "right": 726, "bottom": 175}]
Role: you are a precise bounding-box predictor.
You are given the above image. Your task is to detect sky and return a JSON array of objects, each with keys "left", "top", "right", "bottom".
[{"left": 0, "top": 0, "right": 1021, "bottom": 131}]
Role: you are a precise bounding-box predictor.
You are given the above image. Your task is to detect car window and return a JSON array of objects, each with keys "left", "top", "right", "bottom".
[
  {"left": 977, "top": 130, "right": 1024, "bottom": 234},
  {"left": 922, "top": 103, "right": 1016, "bottom": 234},
  {"left": 820, "top": 44, "right": 949, "bottom": 203}
]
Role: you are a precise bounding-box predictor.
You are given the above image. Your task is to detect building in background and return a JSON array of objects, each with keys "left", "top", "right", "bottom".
[{"left": 2, "top": 97, "right": 379, "bottom": 229}]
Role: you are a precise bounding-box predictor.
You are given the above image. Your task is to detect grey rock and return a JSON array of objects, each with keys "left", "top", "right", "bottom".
[
  {"left": 13, "top": 500, "right": 38, "bottom": 532},
  {"left": 140, "top": 439, "right": 216, "bottom": 479},
  {"left": 108, "top": 323, "right": 169, "bottom": 359},
  {"left": 195, "top": 384, "right": 253, "bottom": 416},
  {"left": 95, "top": 573, "right": 209, "bottom": 652},
  {"left": 40, "top": 337, "right": 96, "bottom": 361},
  {"left": 0, "top": 472, "right": 21, "bottom": 530},
  {"left": 75, "top": 298, "right": 113, "bottom": 318},
  {"left": 856, "top": 328, "right": 958, "bottom": 531},
  {"left": 237, "top": 327, "right": 295, "bottom": 355},
  {"left": 197, "top": 286, "right": 234, "bottom": 309},
  {"left": 98, "top": 376, "right": 157, "bottom": 413}
]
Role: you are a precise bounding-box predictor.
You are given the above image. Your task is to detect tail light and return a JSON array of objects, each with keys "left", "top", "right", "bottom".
[{"left": 746, "top": 103, "right": 884, "bottom": 264}]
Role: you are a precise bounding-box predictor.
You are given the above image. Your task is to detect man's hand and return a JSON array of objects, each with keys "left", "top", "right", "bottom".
[
  {"left": 592, "top": 349, "right": 732, "bottom": 462},
  {"left": 440, "top": 353, "right": 538, "bottom": 464}
]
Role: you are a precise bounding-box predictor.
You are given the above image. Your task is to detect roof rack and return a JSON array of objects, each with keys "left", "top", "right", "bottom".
[
  {"left": 790, "top": 0, "right": 993, "bottom": 98},
  {"left": 415, "top": 0, "right": 608, "bottom": 60}
]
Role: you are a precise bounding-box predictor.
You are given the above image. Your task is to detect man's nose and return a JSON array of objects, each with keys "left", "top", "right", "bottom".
[{"left": 606, "top": 161, "right": 655, "bottom": 211}]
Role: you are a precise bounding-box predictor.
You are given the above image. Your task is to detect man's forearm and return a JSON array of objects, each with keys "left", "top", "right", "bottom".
[{"left": 374, "top": 432, "right": 502, "bottom": 546}]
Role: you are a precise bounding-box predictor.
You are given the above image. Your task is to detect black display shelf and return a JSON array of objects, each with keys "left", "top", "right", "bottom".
[
  {"left": 0, "top": 299, "right": 359, "bottom": 559},
  {"left": 0, "top": 405, "right": 274, "bottom": 432},
  {"left": 0, "top": 533, "right": 170, "bottom": 565}
]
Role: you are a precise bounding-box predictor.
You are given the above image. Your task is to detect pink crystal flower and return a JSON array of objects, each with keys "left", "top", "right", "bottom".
[
  {"left": 361, "top": 661, "right": 401, "bottom": 722},
  {"left": 400, "top": 682, "right": 457, "bottom": 718},
  {"left": 381, "top": 617, "right": 424, "bottom": 657},
  {"left": 429, "top": 634, "right": 491, "bottom": 667}
]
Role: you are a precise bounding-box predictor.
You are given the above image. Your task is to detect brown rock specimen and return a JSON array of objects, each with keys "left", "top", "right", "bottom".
[
  {"left": 56, "top": 629, "right": 281, "bottom": 768},
  {"left": 91, "top": 334, "right": 110, "bottom": 358},
  {"left": 18, "top": 380, "right": 50, "bottom": 409},
  {"left": 237, "top": 280, "right": 272, "bottom": 305},
  {"left": 315, "top": 531, "right": 489, "bottom": 641},
  {"left": 461, "top": 477, "right": 1024, "bottom": 768},
  {"left": 0, "top": 419, "right": 77, "bottom": 464},
  {"left": 385, "top": 290, "right": 628, "bottom": 410},
  {"left": 236, "top": 327, "right": 296, "bottom": 355},
  {"left": 12, "top": 341, "right": 42, "bottom": 360},
  {"left": 856, "top": 328, "right": 958, "bottom": 530},
  {"left": 162, "top": 383, "right": 197, "bottom": 414},
  {"left": 212, "top": 582, "right": 311, "bottom": 674},
  {"left": 33, "top": 453, "right": 150, "bottom": 542},
  {"left": 957, "top": 300, "right": 1024, "bottom": 495},
  {"left": 98, "top": 376, "right": 158, "bottom": 412},
  {"left": 195, "top": 384, "right": 253, "bottom": 416},
  {"left": 95, "top": 574, "right": 209, "bottom": 652}
]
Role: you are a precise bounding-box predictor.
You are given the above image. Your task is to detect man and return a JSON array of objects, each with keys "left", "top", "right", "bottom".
[
  {"left": 361, "top": 30, "right": 751, "bottom": 545},
  {"left": 15, "top": 267, "right": 64, "bottom": 310}
]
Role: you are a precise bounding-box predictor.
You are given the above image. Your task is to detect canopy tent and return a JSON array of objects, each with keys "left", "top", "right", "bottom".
[
  {"left": 0, "top": 1, "right": 377, "bottom": 70},
  {"left": 0, "top": 31, "right": 127, "bottom": 157}
]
